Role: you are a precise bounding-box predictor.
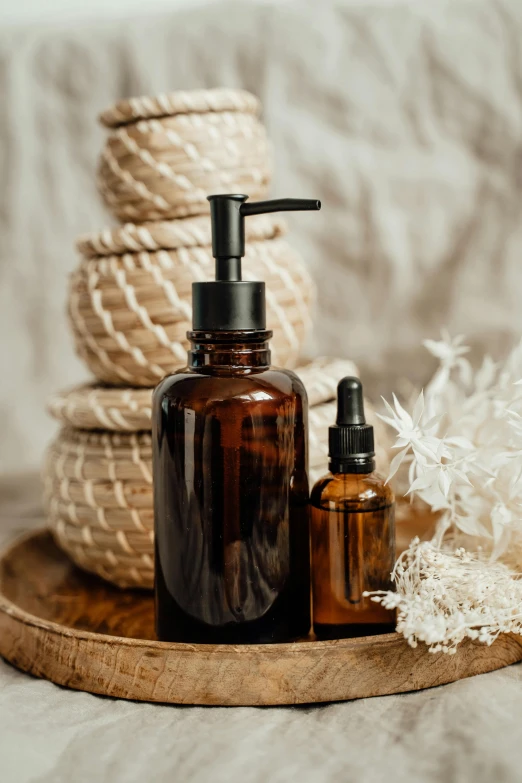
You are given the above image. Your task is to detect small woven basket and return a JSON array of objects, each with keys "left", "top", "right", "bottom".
[
  {"left": 45, "top": 358, "right": 369, "bottom": 589},
  {"left": 70, "top": 214, "right": 315, "bottom": 385},
  {"left": 44, "top": 429, "right": 155, "bottom": 588},
  {"left": 97, "top": 88, "right": 271, "bottom": 222}
]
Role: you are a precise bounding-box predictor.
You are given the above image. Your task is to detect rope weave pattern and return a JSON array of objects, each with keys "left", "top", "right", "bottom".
[
  {"left": 77, "top": 214, "right": 286, "bottom": 257},
  {"left": 69, "top": 218, "right": 315, "bottom": 385},
  {"left": 98, "top": 108, "right": 271, "bottom": 222},
  {"left": 44, "top": 430, "right": 155, "bottom": 587},
  {"left": 99, "top": 88, "right": 261, "bottom": 127}
]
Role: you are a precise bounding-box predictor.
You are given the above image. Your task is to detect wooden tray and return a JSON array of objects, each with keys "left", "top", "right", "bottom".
[{"left": 1, "top": 530, "right": 521, "bottom": 706}]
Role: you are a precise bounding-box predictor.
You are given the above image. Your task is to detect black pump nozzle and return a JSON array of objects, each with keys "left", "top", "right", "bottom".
[
  {"left": 329, "top": 377, "right": 375, "bottom": 474},
  {"left": 207, "top": 195, "right": 321, "bottom": 281},
  {"left": 193, "top": 194, "right": 321, "bottom": 331},
  {"left": 240, "top": 198, "right": 322, "bottom": 217}
]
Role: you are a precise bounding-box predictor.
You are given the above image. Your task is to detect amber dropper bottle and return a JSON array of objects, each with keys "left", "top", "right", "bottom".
[{"left": 310, "top": 377, "right": 396, "bottom": 640}]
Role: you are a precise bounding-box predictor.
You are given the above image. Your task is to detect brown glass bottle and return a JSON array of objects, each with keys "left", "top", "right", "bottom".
[
  {"left": 152, "top": 329, "right": 311, "bottom": 644},
  {"left": 310, "top": 377, "right": 396, "bottom": 640}
]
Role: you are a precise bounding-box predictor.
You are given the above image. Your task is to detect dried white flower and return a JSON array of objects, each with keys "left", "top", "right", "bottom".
[
  {"left": 374, "top": 332, "right": 522, "bottom": 652},
  {"left": 367, "top": 538, "right": 522, "bottom": 654},
  {"left": 382, "top": 332, "right": 522, "bottom": 551}
]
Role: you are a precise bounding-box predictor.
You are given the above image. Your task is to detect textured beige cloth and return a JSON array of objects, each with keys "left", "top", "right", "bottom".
[
  {"left": 3, "top": 0, "right": 522, "bottom": 474},
  {"left": 3, "top": 3, "right": 522, "bottom": 777},
  {"left": 1, "top": 475, "right": 522, "bottom": 782}
]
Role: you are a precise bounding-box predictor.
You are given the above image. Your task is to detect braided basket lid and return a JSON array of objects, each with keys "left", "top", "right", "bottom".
[
  {"left": 99, "top": 88, "right": 261, "bottom": 128},
  {"left": 47, "top": 358, "right": 359, "bottom": 432},
  {"left": 76, "top": 214, "right": 287, "bottom": 258}
]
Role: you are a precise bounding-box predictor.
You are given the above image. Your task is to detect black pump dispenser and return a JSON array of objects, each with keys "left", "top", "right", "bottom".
[
  {"left": 329, "top": 377, "right": 375, "bottom": 473},
  {"left": 192, "top": 194, "right": 321, "bottom": 330}
]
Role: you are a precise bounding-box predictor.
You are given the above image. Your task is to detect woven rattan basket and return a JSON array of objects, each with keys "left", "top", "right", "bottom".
[
  {"left": 44, "top": 429, "right": 155, "bottom": 588},
  {"left": 70, "top": 214, "right": 315, "bottom": 385},
  {"left": 45, "top": 358, "right": 385, "bottom": 589},
  {"left": 97, "top": 88, "right": 271, "bottom": 222}
]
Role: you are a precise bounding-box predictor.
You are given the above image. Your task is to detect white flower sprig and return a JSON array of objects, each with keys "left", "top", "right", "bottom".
[
  {"left": 380, "top": 332, "right": 522, "bottom": 555},
  {"left": 371, "top": 332, "right": 522, "bottom": 653},
  {"left": 379, "top": 389, "right": 472, "bottom": 520}
]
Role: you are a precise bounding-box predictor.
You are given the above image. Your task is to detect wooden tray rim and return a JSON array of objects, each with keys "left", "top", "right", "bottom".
[{"left": 1, "top": 530, "right": 522, "bottom": 707}]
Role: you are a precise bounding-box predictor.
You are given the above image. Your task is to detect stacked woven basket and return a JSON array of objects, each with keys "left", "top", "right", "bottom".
[{"left": 43, "top": 88, "right": 370, "bottom": 589}]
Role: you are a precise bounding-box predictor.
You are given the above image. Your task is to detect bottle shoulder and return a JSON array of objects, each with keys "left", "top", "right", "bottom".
[
  {"left": 152, "top": 370, "right": 192, "bottom": 406},
  {"left": 275, "top": 367, "right": 308, "bottom": 399},
  {"left": 310, "top": 471, "right": 394, "bottom": 511},
  {"left": 152, "top": 366, "right": 307, "bottom": 406}
]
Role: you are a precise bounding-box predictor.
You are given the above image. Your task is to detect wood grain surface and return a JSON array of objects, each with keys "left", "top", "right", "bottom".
[{"left": 0, "top": 530, "right": 521, "bottom": 706}]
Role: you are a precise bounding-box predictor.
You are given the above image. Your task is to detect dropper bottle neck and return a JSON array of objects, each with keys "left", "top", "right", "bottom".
[{"left": 329, "top": 377, "right": 376, "bottom": 474}]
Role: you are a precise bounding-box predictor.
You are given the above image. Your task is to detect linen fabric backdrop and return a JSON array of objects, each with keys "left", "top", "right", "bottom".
[
  {"left": 4, "top": 5, "right": 522, "bottom": 783},
  {"left": 2, "top": 0, "right": 522, "bottom": 475}
]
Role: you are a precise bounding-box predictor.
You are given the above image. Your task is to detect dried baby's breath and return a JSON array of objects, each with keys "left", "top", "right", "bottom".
[{"left": 367, "top": 538, "right": 522, "bottom": 653}]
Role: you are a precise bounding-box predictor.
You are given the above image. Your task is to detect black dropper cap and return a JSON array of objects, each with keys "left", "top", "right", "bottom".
[
  {"left": 192, "top": 194, "right": 321, "bottom": 330},
  {"left": 329, "top": 377, "right": 375, "bottom": 474}
]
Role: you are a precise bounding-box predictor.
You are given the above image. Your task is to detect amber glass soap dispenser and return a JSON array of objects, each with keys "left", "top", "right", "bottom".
[
  {"left": 153, "top": 193, "right": 321, "bottom": 644},
  {"left": 311, "top": 377, "right": 396, "bottom": 640}
]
